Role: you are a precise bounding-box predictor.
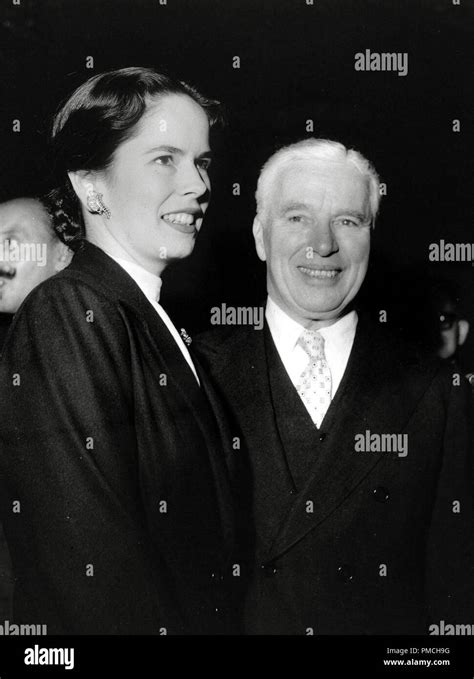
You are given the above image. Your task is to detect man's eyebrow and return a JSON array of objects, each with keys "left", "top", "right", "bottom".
[
  {"left": 278, "top": 205, "right": 369, "bottom": 221},
  {"left": 334, "top": 210, "right": 368, "bottom": 220},
  {"left": 0, "top": 227, "right": 22, "bottom": 237},
  {"left": 280, "top": 202, "right": 312, "bottom": 212}
]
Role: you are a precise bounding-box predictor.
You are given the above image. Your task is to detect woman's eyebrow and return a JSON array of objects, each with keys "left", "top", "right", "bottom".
[
  {"left": 145, "top": 146, "right": 213, "bottom": 158},
  {"left": 145, "top": 145, "right": 184, "bottom": 156}
]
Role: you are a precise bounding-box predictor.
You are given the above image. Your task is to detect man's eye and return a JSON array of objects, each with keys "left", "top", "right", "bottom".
[
  {"left": 154, "top": 155, "right": 174, "bottom": 166},
  {"left": 334, "top": 217, "right": 363, "bottom": 228},
  {"left": 196, "top": 158, "right": 211, "bottom": 171},
  {"left": 288, "top": 215, "right": 304, "bottom": 223}
]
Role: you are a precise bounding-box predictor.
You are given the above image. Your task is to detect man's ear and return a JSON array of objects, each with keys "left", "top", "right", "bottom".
[
  {"left": 458, "top": 319, "right": 470, "bottom": 346},
  {"left": 67, "top": 170, "right": 94, "bottom": 207},
  {"left": 53, "top": 242, "right": 73, "bottom": 272},
  {"left": 252, "top": 216, "right": 267, "bottom": 262}
]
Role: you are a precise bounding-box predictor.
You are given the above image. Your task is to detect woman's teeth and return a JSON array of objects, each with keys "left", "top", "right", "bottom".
[
  {"left": 162, "top": 212, "right": 195, "bottom": 226},
  {"left": 299, "top": 267, "right": 339, "bottom": 278}
]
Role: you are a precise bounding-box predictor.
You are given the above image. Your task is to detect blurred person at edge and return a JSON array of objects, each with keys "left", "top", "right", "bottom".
[
  {"left": 430, "top": 279, "right": 473, "bottom": 389},
  {"left": 0, "top": 197, "right": 71, "bottom": 624},
  {"left": 0, "top": 67, "right": 242, "bottom": 634},
  {"left": 0, "top": 197, "right": 71, "bottom": 350}
]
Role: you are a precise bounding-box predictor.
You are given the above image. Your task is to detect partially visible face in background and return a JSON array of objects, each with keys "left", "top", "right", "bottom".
[
  {"left": 436, "top": 296, "right": 469, "bottom": 360},
  {"left": 0, "top": 198, "right": 71, "bottom": 313}
]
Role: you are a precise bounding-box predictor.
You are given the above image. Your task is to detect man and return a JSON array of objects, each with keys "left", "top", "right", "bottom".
[
  {"left": 0, "top": 197, "right": 71, "bottom": 624},
  {"left": 0, "top": 197, "right": 71, "bottom": 348},
  {"left": 430, "top": 279, "right": 474, "bottom": 392},
  {"left": 429, "top": 278, "right": 470, "bottom": 358},
  {"left": 196, "top": 139, "right": 474, "bottom": 634}
]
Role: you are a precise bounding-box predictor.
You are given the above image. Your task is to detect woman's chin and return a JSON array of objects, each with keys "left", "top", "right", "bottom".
[{"left": 159, "top": 245, "right": 196, "bottom": 265}]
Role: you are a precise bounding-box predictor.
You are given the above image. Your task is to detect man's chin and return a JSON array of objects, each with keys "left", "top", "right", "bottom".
[{"left": 296, "top": 294, "right": 348, "bottom": 319}]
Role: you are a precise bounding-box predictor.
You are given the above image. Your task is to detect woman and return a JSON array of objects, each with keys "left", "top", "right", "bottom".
[{"left": 0, "top": 67, "right": 238, "bottom": 634}]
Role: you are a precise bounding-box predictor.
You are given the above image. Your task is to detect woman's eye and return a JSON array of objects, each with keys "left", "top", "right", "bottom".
[
  {"left": 154, "top": 155, "right": 174, "bottom": 166},
  {"left": 196, "top": 158, "right": 211, "bottom": 171}
]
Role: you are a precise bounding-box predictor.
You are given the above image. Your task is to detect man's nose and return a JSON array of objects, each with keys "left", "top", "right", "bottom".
[
  {"left": 308, "top": 220, "right": 338, "bottom": 257},
  {"left": 177, "top": 161, "right": 209, "bottom": 199}
]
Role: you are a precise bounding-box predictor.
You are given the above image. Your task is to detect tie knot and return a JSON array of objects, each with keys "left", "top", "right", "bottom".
[{"left": 298, "top": 329, "right": 325, "bottom": 359}]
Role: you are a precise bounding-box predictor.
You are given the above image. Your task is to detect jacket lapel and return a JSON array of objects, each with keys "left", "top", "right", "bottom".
[
  {"left": 200, "top": 327, "right": 295, "bottom": 547},
  {"left": 191, "top": 351, "right": 238, "bottom": 546},
  {"left": 204, "top": 327, "right": 287, "bottom": 476},
  {"left": 266, "top": 316, "right": 439, "bottom": 561},
  {"left": 66, "top": 242, "right": 205, "bottom": 416},
  {"left": 64, "top": 243, "right": 236, "bottom": 549}
]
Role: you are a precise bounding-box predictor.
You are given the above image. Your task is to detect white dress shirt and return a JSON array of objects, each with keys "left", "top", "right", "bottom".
[
  {"left": 107, "top": 254, "right": 200, "bottom": 384},
  {"left": 265, "top": 297, "right": 358, "bottom": 415}
]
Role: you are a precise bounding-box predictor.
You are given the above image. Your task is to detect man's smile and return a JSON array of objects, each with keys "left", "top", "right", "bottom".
[{"left": 297, "top": 265, "right": 342, "bottom": 280}]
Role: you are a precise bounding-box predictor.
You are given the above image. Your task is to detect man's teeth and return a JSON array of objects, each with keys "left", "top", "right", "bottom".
[
  {"left": 162, "top": 212, "right": 196, "bottom": 226},
  {"left": 299, "top": 267, "right": 339, "bottom": 278}
]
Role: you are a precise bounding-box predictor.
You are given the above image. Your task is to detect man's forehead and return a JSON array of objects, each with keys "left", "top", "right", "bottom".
[
  {"left": 277, "top": 158, "right": 365, "bottom": 186},
  {"left": 272, "top": 159, "right": 369, "bottom": 205},
  {"left": 0, "top": 202, "right": 51, "bottom": 237}
]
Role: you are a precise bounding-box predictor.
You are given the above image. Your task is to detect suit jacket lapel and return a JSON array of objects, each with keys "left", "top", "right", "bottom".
[
  {"left": 266, "top": 316, "right": 439, "bottom": 561},
  {"left": 66, "top": 242, "right": 205, "bottom": 413},
  {"left": 191, "top": 350, "right": 238, "bottom": 546},
  {"left": 205, "top": 327, "right": 286, "bottom": 472},
  {"left": 65, "top": 242, "right": 237, "bottom": 551},
  {"left": 200, "top": 327, "right": 295, "bottom": 546}
]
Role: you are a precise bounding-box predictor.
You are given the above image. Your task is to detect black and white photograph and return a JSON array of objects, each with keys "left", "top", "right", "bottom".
[{"left": 0, "top": 0, "right": 472, "bottom": 674}]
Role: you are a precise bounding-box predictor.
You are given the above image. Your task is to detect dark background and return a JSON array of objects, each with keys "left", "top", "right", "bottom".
[{"left": 1, "top": 0, "right": 473, "bottom": 365}]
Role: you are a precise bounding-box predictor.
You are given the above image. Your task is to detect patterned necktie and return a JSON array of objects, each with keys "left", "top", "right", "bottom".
[{"left": 296, "top": 329, "right": 332, "bottom": 428}]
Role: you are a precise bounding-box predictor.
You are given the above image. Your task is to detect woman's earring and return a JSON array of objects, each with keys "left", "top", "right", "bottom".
[{"left": 86, "top": 188, "right": 111, "bottom": 219}]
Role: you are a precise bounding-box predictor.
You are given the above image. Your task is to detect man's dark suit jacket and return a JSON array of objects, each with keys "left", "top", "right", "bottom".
[
  {"left": 0, "top": 313, "right": 13, "bottom": 354},
  {"left": 195, "top": 316, "right": 474, "bottom": 634},
  {"left": 0, "top": 242, "right": 239, "bottom": 635},
  {"left": 0, "top": 313, "right": 14, "bottom": 621}
]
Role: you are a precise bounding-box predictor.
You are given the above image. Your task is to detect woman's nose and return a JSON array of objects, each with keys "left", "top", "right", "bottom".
[{"left": 177, "top": 161, "right": 209, "bottom": 198}]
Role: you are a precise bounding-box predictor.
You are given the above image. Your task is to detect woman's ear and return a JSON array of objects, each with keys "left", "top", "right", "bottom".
[{"left": 67, "top": 170, "right": 94, "bottom": 207}]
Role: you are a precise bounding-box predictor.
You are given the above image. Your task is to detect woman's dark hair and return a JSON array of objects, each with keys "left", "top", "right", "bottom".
[{"left": 44, "top": 66, "right": 224, "bottom": 250}]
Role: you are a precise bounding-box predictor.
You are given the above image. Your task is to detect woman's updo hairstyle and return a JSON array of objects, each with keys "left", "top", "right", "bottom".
[{"left": 44, "top": 66, "right": 223, "bottom": 250}]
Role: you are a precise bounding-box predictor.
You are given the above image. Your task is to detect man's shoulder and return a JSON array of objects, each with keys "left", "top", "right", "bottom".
[{"left": 360, "top": 314, "right": 459, "bottom": 395}]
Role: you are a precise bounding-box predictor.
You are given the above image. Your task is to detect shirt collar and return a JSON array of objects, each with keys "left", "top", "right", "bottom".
[
  {"left": 266, "top": 296, "right": 304, "bottom": 354},
  {"left": 265, "top": 296, "right": 358, "bottom": 351},
  {"left": 106, "top": 254, "right": 163, "bottom": 303},
  {"left": 317, "top": 307, "right": 359, "bottom": 355}
]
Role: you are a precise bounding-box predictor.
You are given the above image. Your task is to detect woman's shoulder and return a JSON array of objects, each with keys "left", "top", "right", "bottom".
[
  {"left": 2, "top": 271, "right": 133, "bottom": 370},
  {"left": 19, "top": 267, "right": 120, "bottom": 316},
  {"left": 8, "top": 269, "right": 129, "bottom": 351}
]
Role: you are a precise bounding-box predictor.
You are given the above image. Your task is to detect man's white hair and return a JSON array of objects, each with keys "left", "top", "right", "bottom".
[{"left": 255, "top": 138, "right": 381, "bottom": 225}]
